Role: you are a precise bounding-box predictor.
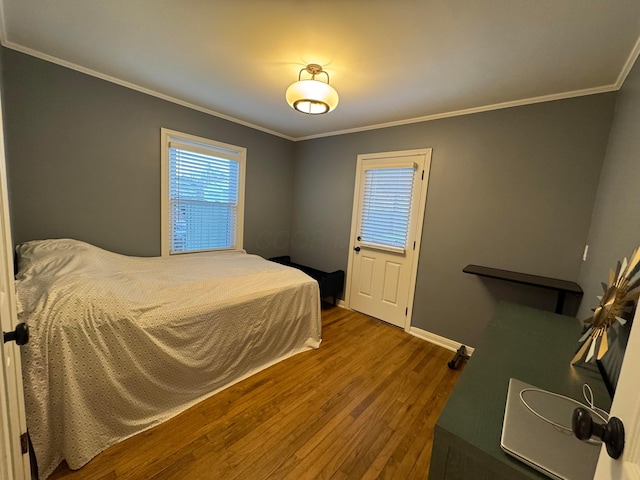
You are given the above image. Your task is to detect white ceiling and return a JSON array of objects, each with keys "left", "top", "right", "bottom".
[{"left": 1, "top": 1, "right": 639, "bottom": 140}]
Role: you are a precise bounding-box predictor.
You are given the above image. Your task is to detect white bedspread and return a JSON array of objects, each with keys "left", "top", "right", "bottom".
[{"left": 15, "top": 239, "right": 321, "bottom": 479}]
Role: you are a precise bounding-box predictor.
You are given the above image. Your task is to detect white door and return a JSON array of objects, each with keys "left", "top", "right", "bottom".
[
  {"left": 0, "top": 90, "right": 30, "bottom": 480},
  {"left": 594, "top": 304, "right": 640, "bottom": 479},
  {"left": 346, "top": 149, "right": 431, "bottom": 330}
]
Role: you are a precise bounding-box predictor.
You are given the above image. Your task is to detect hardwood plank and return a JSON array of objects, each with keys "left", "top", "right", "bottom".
[{"left": 48, "top": 307, "right": 463, "bottom": 480}]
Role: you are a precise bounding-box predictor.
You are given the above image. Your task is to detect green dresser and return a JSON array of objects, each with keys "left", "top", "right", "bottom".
[{"left": 429, "top": 302, "right": 611, "bottom": 480}]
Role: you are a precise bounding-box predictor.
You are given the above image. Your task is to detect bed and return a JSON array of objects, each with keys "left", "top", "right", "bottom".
[{"left": 14, "top": 239, "right": 322, "bottom": 479}]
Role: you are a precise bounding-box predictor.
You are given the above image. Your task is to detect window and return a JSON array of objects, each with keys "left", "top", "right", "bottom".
[
  {"left": 359, "top": 165, "right": 416, "bottom": 252},
  {"left": 161, "top": 129, "right": 246, "bottom": 256}
]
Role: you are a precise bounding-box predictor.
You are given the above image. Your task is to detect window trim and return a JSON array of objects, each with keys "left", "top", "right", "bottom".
[{"left": 160, "top": 128, "right": 246, "bottom": 256}]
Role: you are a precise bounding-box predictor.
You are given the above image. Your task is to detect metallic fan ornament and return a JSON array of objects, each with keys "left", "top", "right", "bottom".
[{"left": 571, "top": 247, "right": 640, "bottom": 366}]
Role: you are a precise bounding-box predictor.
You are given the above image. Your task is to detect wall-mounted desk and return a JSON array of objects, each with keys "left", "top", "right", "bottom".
[
  {"left": 463, "top": 265, "right": 583, "bottom": 314},
  {"left": 429, "top": 302, "right": 610, "bottom": 480}
]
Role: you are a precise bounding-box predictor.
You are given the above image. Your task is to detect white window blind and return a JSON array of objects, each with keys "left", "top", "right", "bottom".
[
  {"left": 359, "top": 166, "right": 416, "bottom": 250},
  {"left": 169, "top": 142, "right": 240, "bottom": 254}
]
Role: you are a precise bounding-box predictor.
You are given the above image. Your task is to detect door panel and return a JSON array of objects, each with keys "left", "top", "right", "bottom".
[
  {"left": 358, "top": 255, "right": 375, "bottom": 297},
  {"left": 382, "top": 261, "right": 401, "bottom": 305},
  {"left": 350, "top": 248, "right": 412, "bottom": 326},
  {"left": 346, "top": 150, "right": 431, "bottom": 329}
]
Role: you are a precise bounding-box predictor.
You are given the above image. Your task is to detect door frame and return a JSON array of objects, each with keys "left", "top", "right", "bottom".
[
  {"left": 345, "top": 148, "right": 432, "bottom": 332},
  {"left": 0, "top": 78, "right": 29, "bottom": 480},
  {"left": 593, "top": 300, "right": 640, "bottom": 479}
]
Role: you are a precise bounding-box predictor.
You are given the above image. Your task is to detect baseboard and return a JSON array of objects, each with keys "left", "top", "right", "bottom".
[{"left": 408, "top": 326, "right": 475, "bottom": 355}]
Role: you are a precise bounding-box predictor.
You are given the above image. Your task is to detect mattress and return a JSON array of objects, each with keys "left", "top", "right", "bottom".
[{"left": 15, "top": 239, "right": 321, "bottom": 479}]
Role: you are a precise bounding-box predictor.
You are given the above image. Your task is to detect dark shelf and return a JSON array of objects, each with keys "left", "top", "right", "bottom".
[{"left": 463, "top": 264, "right": 583, "bottom": 314}]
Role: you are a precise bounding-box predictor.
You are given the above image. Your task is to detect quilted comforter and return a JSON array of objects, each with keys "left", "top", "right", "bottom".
[{"left": 15, "top": 239, "right": 321, "bottom": 479}]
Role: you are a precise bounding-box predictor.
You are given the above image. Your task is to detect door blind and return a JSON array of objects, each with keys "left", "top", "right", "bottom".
[
  {"left": 169, "top": 145, "right": 240, "bottom": 253},
  {"left": 360, "top": 166, "right": 415, "bottom": 250}
]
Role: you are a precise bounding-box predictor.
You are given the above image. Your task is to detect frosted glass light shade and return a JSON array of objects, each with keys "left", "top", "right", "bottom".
[{"left": 285, "top": 79, "right": 339, "bottom": 114}]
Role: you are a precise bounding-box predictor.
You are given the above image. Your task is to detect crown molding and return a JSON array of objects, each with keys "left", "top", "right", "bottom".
[
  {"left": 0, "top": 41, "right": 295, "bottom": 142},
  {"left": 1, "top": 30, "right": 638, "bottom": 142},
  {"left": 615, "top": 34, "right": 640, "bottom": 89},
  {"left": 293, "top": 84, "right": 619, "bottom": 141},
  {"left": 0, "top": 0, "right": 7, "bottom": 44},
  {"left": 296, "top": 32, "right": 640, "bottom": 141}
]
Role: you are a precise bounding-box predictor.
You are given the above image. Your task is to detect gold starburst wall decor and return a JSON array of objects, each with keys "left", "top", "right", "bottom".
[{"left": 571, "top": 246, "right": 640, "bottom": 367}]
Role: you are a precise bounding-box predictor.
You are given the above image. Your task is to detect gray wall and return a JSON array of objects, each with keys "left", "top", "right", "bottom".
[
  {"left": 0, "top": 46, "right": 625, "bottom": 348},
  {"left": 1, "top": 48, "right": 295, "bottom": 258},
  {"left": 293, "top": 95, "right": 616, "bottom": 346},
  {"left": 578, "top": 55, "right": 640, "bottom": 320}
]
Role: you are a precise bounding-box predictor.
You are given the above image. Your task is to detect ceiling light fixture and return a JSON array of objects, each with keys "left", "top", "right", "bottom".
[{"left": 285, "top": 64, "right": 339, "bottom": 115}]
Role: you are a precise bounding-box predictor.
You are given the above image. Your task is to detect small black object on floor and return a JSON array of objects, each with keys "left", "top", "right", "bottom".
[{"left": 448, "top": 345, "right": 470, "bottom": 369}]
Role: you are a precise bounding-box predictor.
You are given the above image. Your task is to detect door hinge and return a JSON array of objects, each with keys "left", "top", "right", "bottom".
[
  {"left": 421, "top": 170, "right": 424, "bottom": 180},
  {"left": 20, "top": 432, "right": 28, "bottom": 454},
  {"left": 405, "top": 307, "right": 408, "bottom": 316},
  {"left": 413, "top": 241, "right": 416, "bottom": 250}
]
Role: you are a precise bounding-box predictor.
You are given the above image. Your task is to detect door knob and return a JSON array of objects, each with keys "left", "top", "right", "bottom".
[
  {"left": 353, "top": 246, "right": 361, "bottom": 252},
  {"left": 3, "top": 322, "right": 29, "bottom": 346},
  {"left": 572, "top": 407, "right": 624, "bottom": 459}
]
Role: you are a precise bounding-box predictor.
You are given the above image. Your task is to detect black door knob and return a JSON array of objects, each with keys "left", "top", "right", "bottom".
[
  {"left": 3, "top": 322, "right": 29, "bottom": 346},
  {"left": 353, "top": 246, "right": 361, "bottom": 252},
  {"left": 572, "top": 407, "right": 625, "bottom": 459}
]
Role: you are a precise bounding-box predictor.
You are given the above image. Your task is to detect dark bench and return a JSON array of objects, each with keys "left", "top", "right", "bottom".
[{"left": 269, "top": 256, "right": 345, "bottom": 305}]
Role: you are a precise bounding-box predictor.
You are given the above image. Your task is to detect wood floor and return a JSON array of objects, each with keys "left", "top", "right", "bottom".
[{"left": 49, "top": 306, "right": 464, "bottom": 480}]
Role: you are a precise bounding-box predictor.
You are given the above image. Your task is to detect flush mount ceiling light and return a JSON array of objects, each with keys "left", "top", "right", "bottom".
[{"left": 285, "top": 64, "right": 339, "bottom": 115}]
